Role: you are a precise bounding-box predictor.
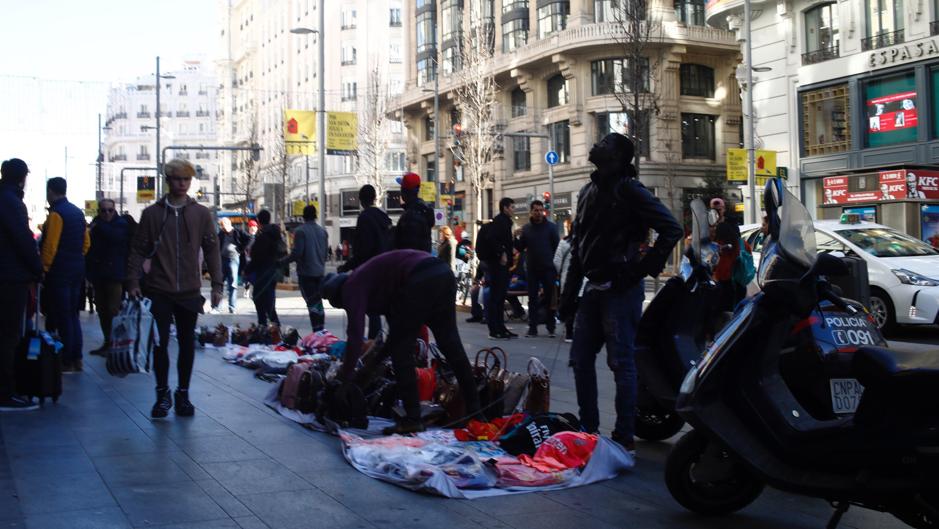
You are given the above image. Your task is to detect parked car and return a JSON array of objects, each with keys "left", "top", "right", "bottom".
[{"left": 741, "top": 218, "right": 939, "bottom": 332}]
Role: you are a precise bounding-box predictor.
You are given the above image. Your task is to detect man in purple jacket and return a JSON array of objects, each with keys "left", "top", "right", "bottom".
[{"left": 323, "top": 249, "right": 481, "bottom": 434}]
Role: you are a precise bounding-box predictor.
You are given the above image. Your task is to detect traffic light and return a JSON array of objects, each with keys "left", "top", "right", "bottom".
[
  {"left": 196, "top": 188, "right": 205, "bottom": 200},
  {"left": 542, "top": 191, "right": 551, "bottom": 211}
]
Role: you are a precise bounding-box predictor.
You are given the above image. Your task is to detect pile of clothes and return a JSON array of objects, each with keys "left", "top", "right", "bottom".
[{"left": 204, "top": 326, "right": 345, "bottom": 383}]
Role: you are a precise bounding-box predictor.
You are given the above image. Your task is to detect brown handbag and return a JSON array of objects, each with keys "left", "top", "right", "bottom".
[
  {"left": 475, "top": 347, "right": 529, "bottom": 419},
  {"left": 524, "top": 357, "right": 551, "bottom": 414}
]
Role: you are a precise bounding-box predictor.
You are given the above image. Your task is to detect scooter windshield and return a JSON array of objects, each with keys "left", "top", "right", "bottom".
[
  {"left": 758, "top": 188, "right": 817, "bottom": 288},
  {"left": 690, "top": 199, "right": 709, "bottom": 261}
]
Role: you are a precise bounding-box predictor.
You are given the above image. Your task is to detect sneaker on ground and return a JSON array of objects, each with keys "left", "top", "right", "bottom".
[
  {"left": 174, "top": 389, "right": 195, "bottom": 417},
  {"left": 151, "top": 387, "right": 173, "bottom": 419},
  {"left": 0, "top": 395, "right": 39, "bottom": 412},
  {"left": 611, "top": 432, "right": 637, "bottom": 457},
  {"left": 564, "top": 337, "right": 573, "bottom": 343},
  {"left": 488, "top": 332, "right": 509, "bottom": 340},
  {"left": 547, "top": 330, "right": 557, "bottom": 338},
  {"left": 525, "top": 329, "right": 538, "bottom": 337},
  {"left": 209, "top": 308, "right": 221, "bottom": 315},
  {"left": 503, "top": 330, "right": 519, "bottom": 339}
]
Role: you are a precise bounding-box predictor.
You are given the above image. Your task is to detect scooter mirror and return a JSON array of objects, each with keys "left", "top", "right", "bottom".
[
  {"left": 689, "top": 199, "right": 709, "bottom": 263},
  {"left": 763, "top": 178, "right": 783, "bottom": 241},
  {"left": 812, "top": 252, "right": 849, "bottom": 277}
]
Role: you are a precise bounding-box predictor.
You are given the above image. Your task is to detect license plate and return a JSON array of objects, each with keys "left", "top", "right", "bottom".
[{"left": 830, "top": 378, "right": 865, "bottom": 414}]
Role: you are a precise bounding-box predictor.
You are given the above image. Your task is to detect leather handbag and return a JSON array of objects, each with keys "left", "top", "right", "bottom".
[
  {"left": 524, "top": 357, "right": 551, "bottom": 414},
  {"left": 474, "top": 347, "right": 529, "bottom": 419}
]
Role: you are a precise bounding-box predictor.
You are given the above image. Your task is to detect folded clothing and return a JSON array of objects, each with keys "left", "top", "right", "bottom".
[
  {"left": 517, "top": 432, "right": 598, "bottom": 472},
  {"left": 454, "top": 414, "right": 527, "bottom": 442},
  {"left": 497, "top": 413, "right": 582, "bottom": 456}
]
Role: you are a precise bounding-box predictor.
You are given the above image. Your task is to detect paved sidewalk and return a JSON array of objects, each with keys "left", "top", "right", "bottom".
[{"left": 0, "top": 289, "right": 906, "bottom": 529}]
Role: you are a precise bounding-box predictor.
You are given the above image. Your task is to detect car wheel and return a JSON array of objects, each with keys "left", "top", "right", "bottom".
[{"left": 869, "top": 288, "right": 896, "bottom": 334}]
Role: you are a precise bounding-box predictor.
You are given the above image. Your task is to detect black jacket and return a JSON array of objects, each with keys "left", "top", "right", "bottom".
[
  {"left": 394, "top": 198, "right": 434, "bottom": 252},
  {"left": 563, "top": 171, "right": 682, "bottom": 296},
  {"left": 342, "top": 206, "right": 392, "bottom": 271},
  {"left": 246, "top": 224, "right": 285, "bottom": 275},
  {"left": 218, "top": 228, "right": 248, "bottom": 264},
  {"left": 86, "top": 216, "right": 130, "bottom": 283},
  {"left": 0, "top": 181, "right": 41, "bottom": 283},
  {"left": 515, "top": 220, "right": 560, "bottom": 272},
  {"left": 489, "top": 212, "right": 514, "bottom": 267}
]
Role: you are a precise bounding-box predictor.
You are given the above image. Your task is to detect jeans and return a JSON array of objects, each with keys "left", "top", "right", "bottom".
[
  {"left": 219, "top": 257, "right": 239, "bottom": 312},
  {"left": 298, "top": 275, "right": 325, "bottom": 332},
  {"left": 569, "top": 280, "right": 644, "bottom": 442},
  {"left": 150, "top": 294, "right": 200, "bottom": 390},
  {"left": 385, "top": 261, "right": 480, "bottom": 421},
  {"left": 252, "top": 268, "right": 280, "bottom": 326},
  {"left": 527, "top": 266, "right": 557, "bottom": 332},
  {"left": 93, "top": 281, "right": 123, "bottom": 344},
  {"left": 485, "top": 264, "right": 510, "bottom": 335},
  {"left": 46, "top": 281, "right": 83, "bottom": 363},
  {"left": 0, "top": 284, "right": 28, "bottom": 399}
]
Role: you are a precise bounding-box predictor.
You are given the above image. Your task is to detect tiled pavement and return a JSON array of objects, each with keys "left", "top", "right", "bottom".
[{"left": 0, "top": 290, "right": 908, "bottom": 529}]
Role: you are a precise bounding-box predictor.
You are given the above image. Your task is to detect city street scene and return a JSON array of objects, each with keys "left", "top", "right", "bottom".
[{"left": 1, "top": 1, "right": 938, "bottom": 528}]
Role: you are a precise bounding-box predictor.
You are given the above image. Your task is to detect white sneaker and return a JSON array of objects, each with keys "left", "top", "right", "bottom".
[{"left": 0, "top": 395, "right": 39, "bottom": 412}]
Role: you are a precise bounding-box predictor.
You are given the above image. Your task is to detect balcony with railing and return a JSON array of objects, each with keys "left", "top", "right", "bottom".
[
  {"left": 802, "top": 43, "right": 840, "bottom": 65},
  {"left": 109, "top": 154, "right": 127, "bottom": 162},
  {"left": 861, "top": 29, "right": 904, "bottom": 51},
  {"left": 195, "top": 110, "right": 210, "bottom": 117},
  {"left": 176, "top": 111, "right": 190, "bottom": 117},
  {"left": 137, "top": 111, "right": 151, "bottom": 118},
  {"left": 136, "top": 153, "right": 151, "bottom": 161}
]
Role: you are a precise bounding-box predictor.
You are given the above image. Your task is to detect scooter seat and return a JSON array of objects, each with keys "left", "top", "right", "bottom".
[
  {"left": 853, "top": 347, "right": 939, "bottom": 389},
  {"left": 853, "top": 347, "right": 939, "bottom": 428}
]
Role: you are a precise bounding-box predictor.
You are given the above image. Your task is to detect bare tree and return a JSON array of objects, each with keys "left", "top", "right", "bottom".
[
  {"left": 451, "top": 1, "right": 499, "bottom": 249},
  {"left": 354, "top": 65, "right": 391, "bottom": 204},
  {"left": 236, "top": 118, "right": 262, "bottom": 217},
  {"left": 269, "top": 127, "right": 291, "bottom": 222},
  {"left": 607, "top": 0, "right": 665, "bottom": 174}
]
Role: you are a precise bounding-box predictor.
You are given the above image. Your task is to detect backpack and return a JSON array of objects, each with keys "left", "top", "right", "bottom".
[
  {"left": 732, "top": 238, "right": 756, "bottom": 288},
  {"left": 475, "top": 222, "right": 497, "bottom": 262},
  {"left": 279, "top": 362, "right": 324, "bottom": 413}
]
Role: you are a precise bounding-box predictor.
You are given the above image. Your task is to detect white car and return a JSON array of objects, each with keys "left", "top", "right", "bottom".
[{"left": 741, "top": 219, "right": 939, "bottom": 331}]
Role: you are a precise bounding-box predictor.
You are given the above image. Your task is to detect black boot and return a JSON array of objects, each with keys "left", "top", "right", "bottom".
[
  {"left": 174, "top": 388, "right": 195, "bottom": 417},
  {"left": 151, "top": 387, "right": 172, "bottom": 418}
]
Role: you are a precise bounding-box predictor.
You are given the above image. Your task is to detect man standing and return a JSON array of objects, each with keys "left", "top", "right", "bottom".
[
  {"left": 559, "top": 133, "right": 682, "bottom": 453},
  {"left": 40, "top": 177, "right": 90, "bottom": 373},
  {"left": 127, "top": 159, "right": 222, "bottom": 418},
  {"left": 241, "top": 219, "right": 259, "bottom": 299},
  {"left": 322, "top": 250, "right": 482, "bottom": 435},
  {"left": 86, "top": 199, "right": 130, "bottom": 356},
  {"left": 283, "top": 205, "right": 328, "bottom": 332},
  {"left": 394, "top": 172, "right": 434, "bottom": 252},
  {"left": 213, "top": 218, "right": 245, "bottom": 314},
  {"left": 485, "top": 197, "right": 517, "bottom": 339},
  {"left": 0, "top": 159, "right": 42, "bottom": 410},
  {"left": 245, "top": 210, "right": 285, "bottom": 326},
  {"left": 515, "top": 200, "right": 560, "bottom": 337},
  {"left": 339, "top": 184, "right": 392, "bottom": 338}
]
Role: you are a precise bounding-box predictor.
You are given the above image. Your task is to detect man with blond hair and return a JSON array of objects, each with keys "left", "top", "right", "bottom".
[{"left": 127, "top": 159, "right": 222, "bottom": 419}]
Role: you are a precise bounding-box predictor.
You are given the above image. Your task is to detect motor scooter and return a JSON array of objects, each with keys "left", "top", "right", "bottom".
[{"left": 665, "top": 179, "right": 939, "bottom": 528}]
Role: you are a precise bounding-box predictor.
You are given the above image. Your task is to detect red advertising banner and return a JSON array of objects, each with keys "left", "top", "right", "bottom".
[
  {"left": 867, "top": 91, "right": 918, "bottom": 134},
  {"left": 905, "top": 169, "right": 939, "bottom": 199},
  {"left": 823, "top": 171, "right": 908, "bottom": 204}
]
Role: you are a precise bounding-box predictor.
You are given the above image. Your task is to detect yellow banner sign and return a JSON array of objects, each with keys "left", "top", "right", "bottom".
[
  {"left": 292, "top": 200, "right": 319, "bottom": 217},
  {"left": 284, "top": 109, "right": 316, "bottom": 155},
  {"left": 137, "top": 175, "right": 156, "bottom": 202},
  {"left": 326, "top": 111, "right": 358, "bottom": 155},
  {"left": 84, "top": 200, "right": 97, "bottom": 217},
  {"left": 726, "top": 148, "right": 777, "bottom": 182},
  {"left": 419, "top": 181, "right": 436, "bottom": 203}
]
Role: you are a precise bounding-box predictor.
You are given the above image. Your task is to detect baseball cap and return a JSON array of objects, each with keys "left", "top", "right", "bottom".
[
  {"left": 247, "top": 219, "right": 259, "bottom": 228},
  {"left": 396, "top": 172, "right": 421, "bottom": 191}
]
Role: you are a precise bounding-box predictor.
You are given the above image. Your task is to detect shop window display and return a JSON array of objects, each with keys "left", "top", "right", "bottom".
[
  {"left": 865, "top": 72, "right": 917, "bottom": 148},
  {"left": 801, "top": 85, "right": 850, "bottom": 156}
]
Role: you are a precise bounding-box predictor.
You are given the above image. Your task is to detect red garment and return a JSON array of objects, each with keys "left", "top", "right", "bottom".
[
  {"left": 416, "top": 367, "right": 436, "bottom": 401},
  {"left": 454, "top": 413, "right": 527, "bottom": 441},
  {"left": 517, "top": 432, "right": 598, "bottom": 472},
  {"left": 493, "top": 457, "right": 572, "bottom": 487}
]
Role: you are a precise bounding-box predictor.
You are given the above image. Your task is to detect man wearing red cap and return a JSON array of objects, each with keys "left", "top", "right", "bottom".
[{"left": 394, "top": 172, "right": 435, "bottom": 252}]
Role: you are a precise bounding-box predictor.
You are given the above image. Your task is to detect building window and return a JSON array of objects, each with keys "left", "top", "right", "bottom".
[
  {"left": 417, "top": 57, "right": 437, "bottom": 87},
  {"left": 548, "top": 120, "right": 571, "bottom": 163},
  {"left": 679, "top": 64, "right": 715, "bottom": 97},
  {"left": 341, "top": 80, "right": 357, "bottom": 101},
  {"left": 502, "top": 18, "right": 528, "bottom": 52},
  {"left": 864, "top": 72, "right": 917, "bottom": 147},
  {"left": 386, "top": 151, "right": 406, "bottom": 171},
  {"left": 595, "top": 0, "right": 646, "bottom": 22},
  {"left": 442, "top": 45, "right": 462, "bottom": 74},
  {"left": 424, "top": 154, "right": 436, "bottom": 182},
  {"left": 547, "top": 74, "right": 570, "bottom": 108},
  {"left": 503, "top": 0, "right": 529, "bottom": 13},
  {"left": 389, "top": 44, "right": 402, "bottom": 63},
  {"left": 591, "top": 58, "right": 649, "bottom": 95},
  {"left": 341, "top": 44, "right": 357, "bottom": 65},
  {"left": 801, "top": 85, "right": 850, "bottom": 156},
  {"left": 681, "top": 113, "right": 717, "bottom": 159},
  {"left": 675, "top": 0, "right": 705, "bottom": 25},
  {"left": 864, "top": 0, "right": 904, "bottom": 50},
  {"left": 513, "top": 136, "right": 531, "bottom": 171},
  {"left": 385, "top": 190, "right": 404, "bottom": 212},
  {"left": 596, "top": 111, "right": 650, "bottom": 157},
  {"left": 511, "top": 87, "right": 527, "bottom": 117},
  {"left": 341, "top": 8, "right": 357, "bottom": 29},
  {"left": 416, "top": 10, "right": 437, "bottom": 54},
  {"left": 441, "top": 0, "right": 463, "bottom": 43},
  {"left": 390, "top": 5, "right": 402, "bottom": 26},
  {"left": 425, "top": 116, "right": 436, "bottom": 141},
  {"left": 538, "top": 1, "right": 570, "bottom": 37},
  {"left": 804, "top": 3, "right": 840, "bottom": 64},
  {"left": 341, "top": 190, "right": 361, "bottom": 216}
]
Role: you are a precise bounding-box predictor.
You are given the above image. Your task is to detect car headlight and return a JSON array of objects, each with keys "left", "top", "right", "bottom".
[{"left": 892, "top": 269, "right": 939, "bottom": 287}]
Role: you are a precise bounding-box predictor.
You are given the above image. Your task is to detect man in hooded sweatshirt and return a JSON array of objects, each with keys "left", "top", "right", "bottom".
[{"left": 393, "top": 172, "right": 435, "bottom": 253}]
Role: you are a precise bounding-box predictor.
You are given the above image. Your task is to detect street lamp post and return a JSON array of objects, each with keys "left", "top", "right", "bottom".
[
  {"left": 154, "top": 57, "right": 176, "bottom": 197},
  {"left": 743, "top": 0, "right": 757, "bottom": 225},
  {"left": 291, "top": 4, "right": 327, "bottom": 228},
  {"left": 96, "top": 113, "right": 111, "bottom": 201}
]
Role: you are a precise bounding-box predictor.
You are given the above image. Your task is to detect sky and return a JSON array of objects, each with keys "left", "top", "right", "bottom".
[{"left": 0, "top": 0, "right": 217, "bottom": 221}]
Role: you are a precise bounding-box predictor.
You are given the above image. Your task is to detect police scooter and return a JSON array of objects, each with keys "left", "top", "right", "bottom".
[{"left": 665, "top": 179, "right": 939, "bottom": 528}]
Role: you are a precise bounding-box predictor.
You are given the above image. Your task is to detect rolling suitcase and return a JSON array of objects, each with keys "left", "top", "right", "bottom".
[{"left": 15, "top": 285, "right": 63, "bottom": 404}]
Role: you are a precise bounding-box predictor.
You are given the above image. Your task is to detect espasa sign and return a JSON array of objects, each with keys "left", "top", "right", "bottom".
[{"left": 869, "top": 39, "right": 939, "bottom": 68}]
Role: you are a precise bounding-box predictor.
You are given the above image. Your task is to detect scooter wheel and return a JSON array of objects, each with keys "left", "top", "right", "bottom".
[
  {"left": 635, "top": 407, "right": 685, "bottom": 441},
  {"left": 665, "top": 430, "right": 764, "bottom": 516}
]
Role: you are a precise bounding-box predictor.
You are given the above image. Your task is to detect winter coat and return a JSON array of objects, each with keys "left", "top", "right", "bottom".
[
  {"left": 0, "top": 181, "right": 41, "bottom": 283},
  {"left": 86, "top": 215, "right": 130, "bottom": 283},
  {"left": 40, "top": 197, "right": 90, "bottom": 285}
]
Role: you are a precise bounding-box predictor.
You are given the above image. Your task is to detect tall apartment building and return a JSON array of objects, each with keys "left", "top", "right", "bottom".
[
  {"left": 102, "top": 60, "right": 220, "bottom": 220},
  {"left": 392, "top": 0, "right": 741, "bottom": 229},
  {"left": 707, "top": 0, "right": 939, "bottom": 244},
  {"left": 216, "top": 0, "right": 406, "bottom": 243}
]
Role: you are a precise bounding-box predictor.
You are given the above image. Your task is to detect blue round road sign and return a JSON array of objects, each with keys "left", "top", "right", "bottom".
[{"left": 545, "top": 151, "right": 559, "bottom": 165}]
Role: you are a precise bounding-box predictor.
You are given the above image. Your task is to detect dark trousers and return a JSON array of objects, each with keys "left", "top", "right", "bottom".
[
  {"left": 485, "top": 264, "right": 510, "bottom": 335},
  {"left": 570, "top": 281, "right": 644, "bottom": 442},
  {"left": 366, "top": 312, "right": 382, "bottom": 340},
  {"left": 252, "top": 268, "right": 280, "bottom": 326},
  {"left": 527, "top": 266, "right": 557, "bottom": 332},
  {"left": 0, "top": 284, "right": 28, "bottom": 399},
  {"left": 386, "top": 261, "right": 481, "bottom": 421},
  {"left": 298, "top": 275, "right": 325, "bottom": 332},
  {"left": 470, "top": 284, "right": 484, "bottom": 320},
  {"left": 46, "top": 282, "right": 83, "bottom": 362},
  {"left": 150, "top": 294, "right": 200, "bottom": 390},
  {"left": 93, "top": 281, "right": 123, "bottom": 344}
]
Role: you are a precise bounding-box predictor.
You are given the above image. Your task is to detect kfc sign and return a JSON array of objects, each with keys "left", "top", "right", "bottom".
[
  {"left": 823, "top": 171, "right": 909, "bottom": 205},
  {"left": 905, "top": 169, "right": 939, "bottom": 199}
]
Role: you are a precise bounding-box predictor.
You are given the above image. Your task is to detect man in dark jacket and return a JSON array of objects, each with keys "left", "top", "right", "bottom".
[
  {"left": 213, "top": 217, "right": 247, "bottom": 314},
  {"left": 245, "top": 209, "right": 285, "bottom": 326},
  {"left": 515, "top": 199, "right": 560, "bottom": 337},
  {"left": 394, "top": 172, "right": 435, "bottom": 252},
  {"left": 559, "top": 133, "right": 682, "bottom": 453},
  {"left": 339, "top": 184, "right": 392, "bottom": 338},
  {"left": 283, "top": 205, "right": 328, "bottom": 331},
  {"left": 86, "top": 198, "right": 130, "bottom": 356},
  {"left": 485, "top": 197, "right": 517, "bottom": 339},
  {"left": 40, "top": 177, "right": 90, "bottom": 373},
  {"left": 0, "top": 158, "right": 42, "bottom": 410}
]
